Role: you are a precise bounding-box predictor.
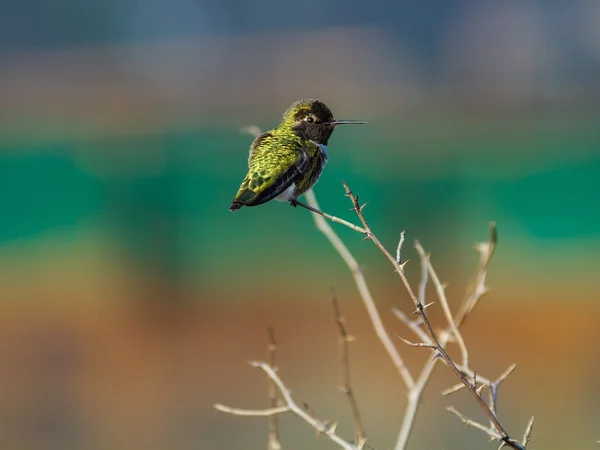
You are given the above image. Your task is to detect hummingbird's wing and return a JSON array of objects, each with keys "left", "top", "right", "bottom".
[{"left": 230, "top": 132, "right": 309, "bottom": 209}]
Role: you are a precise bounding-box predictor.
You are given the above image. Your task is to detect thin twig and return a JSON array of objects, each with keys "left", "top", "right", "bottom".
[
  {"left": 339, "top": 181, "right": 517, "bottom": 446},
  {"left": 446, "top": 406, "right": 503, "bottom": 440},
  {"left": 267, "top": 327, "right": 281, "bottom": 450},
  {"left": 304, "top": 189, "right": 415, "bottom": 390},
  {"left": 295, "top": 200, "right": 367, "bottom": 235},
  {"left": 396, "top": 230, "right": 406, "bottom": 265},
  {"left": 402, "top": 252, "right": 501, "bottom": 450},
  {"left": 455, "top": 222, "right": 497, "bottom": 325},
  {"left": 417, "top": 245, "right": 429, "bottom": 307},
  {"left": 391, "top": 332, "right": 437, "bottom": 350},
  {"left": 303, "top": 188, "right": 509, "bottom": 450},
  {"left": 216, "top": 361, "right": 357, "bottom": 450},
  {"left": 415, "top": 241, "right": 470, "bottom": 368},
  {"left": 331, "top": 291, "right": 367, "bottom": 446},
  {"left": 391, "top": 307, "right": 429, "bottom": 344},
  {"left": 303, "top": 182, "right": 523, "bottom": 450},
  {"left": 489, "top": 363, "right": 517, "bottom": 417},
  {"left": 214, "top": 404, "right": 290, "bottom": 416},
  {"left": 522, "top": 416, "right": 535, "bottom": 448}
]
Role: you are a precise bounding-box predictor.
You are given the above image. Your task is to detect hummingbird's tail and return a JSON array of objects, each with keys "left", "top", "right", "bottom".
[{"left": 229, "top": 201, "right": 243, "bottom": 211}]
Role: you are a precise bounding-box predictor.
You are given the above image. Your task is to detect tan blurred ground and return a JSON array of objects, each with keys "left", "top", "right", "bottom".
[{"left": 0, "top": 272, "right": 598, "bottom": 450}]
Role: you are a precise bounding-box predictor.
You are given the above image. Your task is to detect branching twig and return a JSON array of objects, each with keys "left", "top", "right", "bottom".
[
  {"left": 455, "top": 223, "right": 497, "bottom": 325},
  {"left": 303, "top": 182, "right": 526, "bottom": 450},
  {"left": 489, "top": 363, "right": 517, "bottom": 417},
  {"left": 331, "top": 291, "right": 367, "bottom": 447},
  {"left": 446, "top": 406, "right": 503, "bottom": 440},
  {"left": 392, "top": 307, "right": 429, "bottom": 344},
  {"left": 414, "top": 241, "right": 469, "bottom": 368},
  {"left": 222, "top": 131, "right": 529, "bottom": 450},
  {"left": 304, "top": 190, "right": 415, "bottom": 390},
  {"left": 398, "top": 225, "right": 504, "bottom": 450},
  {"left": 447, "top": 407, "right": 533, "bottom": 450},
  {"left": 215, "top": 362, "right": 357, "bottom": 450}
]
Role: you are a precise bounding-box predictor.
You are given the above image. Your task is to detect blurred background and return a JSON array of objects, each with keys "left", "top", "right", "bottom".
[{"left": 1, "top": 1, "right": 599, "bottom": 449}]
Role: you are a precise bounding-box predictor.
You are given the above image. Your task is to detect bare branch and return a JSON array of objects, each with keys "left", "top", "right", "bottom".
[
  {"left": 295, "top": 200, "right": 367, "bottom": 234},
  {"left": 391, "top": 332, "right": 437, "bottom": 350},
  {"left": 446, "top": 406, "right": 503, "bottom": 440},
  {"left": 329, "top": 182, "right": 524, "bottom": 450},
  {"left": 267, "top": 327, "right": 281, "bottom": 450},
  {"left": 447, "top": 407, "right": 526, "bottom": 450},
  {"left": 455, "top": 222, "right": 497, "bottom": 325},
  {"left": 300, "top": 187, "right": 521, "bottom": 450},
  {"left": 214, "top": 404, "right": 290, "bottom": 416},
  {"left": 441, "top": 382, "right": 466, "bottom": 396},
  {"left": 331, "top": 291, "right": 367, "bottom": 445},
  {"left": 396, "top": 230, "right": 406, "bottom": 265},
  {"left": 391, "top": 307, "right": 429, "bottom": 344},
  {"left": 522, "top": 416, "right": 535, "bottom": 448},
  {"left": 442, "top": 362, "right": 515, "bottom": 400},
  {"left": 415, "top": 241, "right": 469, "bottom": 367},
  {"left": 216, "top": 361, "right": 357, "bottom": 450},
  {"left": 229, "top": 125, "right": 528, "bottom": 450},
  {"left": 304, "top": 189, "right": 415, "bottom": 390},
  {"left": 489, "top": 363, "right": 517, "bottom": 416},
  {"left": 417, "top": 245, "right": 429, "bottom": 306}
]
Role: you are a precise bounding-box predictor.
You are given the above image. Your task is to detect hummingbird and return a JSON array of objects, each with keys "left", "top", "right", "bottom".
[{"left": 229, "top": 99, "right": 366, "bottom": 211}]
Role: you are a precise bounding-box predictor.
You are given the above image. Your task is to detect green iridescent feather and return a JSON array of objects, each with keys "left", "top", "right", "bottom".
[
  {"left": 231, "top": 124, "right": 324, "bottom": 208},
  {"left": 229, "top": 99, "right": 362, "bottom": 211}
]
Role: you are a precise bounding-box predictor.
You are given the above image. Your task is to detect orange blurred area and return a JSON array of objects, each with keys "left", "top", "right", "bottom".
[{"left": 0, "top": 286, "right": 598, "bottom": 450}]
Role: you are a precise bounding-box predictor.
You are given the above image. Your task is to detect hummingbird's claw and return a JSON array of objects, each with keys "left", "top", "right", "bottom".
[{"left": 290, "top": 199, "right": 298, "bottom": 208}]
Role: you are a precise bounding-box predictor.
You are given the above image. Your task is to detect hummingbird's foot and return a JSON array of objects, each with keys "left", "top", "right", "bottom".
[{"left": 290, "top": 199, "right": 298, "bottom": 207}]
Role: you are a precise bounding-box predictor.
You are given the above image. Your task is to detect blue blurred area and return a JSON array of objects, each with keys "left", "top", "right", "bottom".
[{"left": 2, "top": 1, "right": 472, "bottom": 49}]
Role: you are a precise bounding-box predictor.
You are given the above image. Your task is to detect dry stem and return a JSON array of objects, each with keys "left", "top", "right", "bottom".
[
  {"left": 414, "top": 242, "right": 469, "bottom": 367},
  {"left": 267, "top": 327, "right": 281, "bottom": 450},
  {"left": 304, "top": 190, "right": 415, "bottom": 390},
  {"left": 303, "top": 183, "right": 528, "bottom": 450},
  {"left": 215, "top": 362, "right": 358, "bottom": 450},
  {"left": 331, "top": 291, "right": 367, "bottom": 446},
  {"left": 220, "top": 132, "right": 531, "bottom": 449}
]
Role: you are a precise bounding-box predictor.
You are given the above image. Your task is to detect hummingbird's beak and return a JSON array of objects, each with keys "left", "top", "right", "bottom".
[{"left": 329, "top": 120, "right": 367, "bottom": 126}]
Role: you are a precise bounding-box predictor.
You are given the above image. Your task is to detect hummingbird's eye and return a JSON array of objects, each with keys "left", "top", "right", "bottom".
[{"left": 306, "top": 116, "right": 314, "bottom": 123}]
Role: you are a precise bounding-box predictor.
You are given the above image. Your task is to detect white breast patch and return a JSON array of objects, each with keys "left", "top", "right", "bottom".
[{"left": 276, "top": 182, "right": 296, "bottom": 201}]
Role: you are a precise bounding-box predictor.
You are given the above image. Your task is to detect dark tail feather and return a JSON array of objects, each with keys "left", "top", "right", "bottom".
[{"left": 229, "top": 201, "right": 243, "bottom": 211}]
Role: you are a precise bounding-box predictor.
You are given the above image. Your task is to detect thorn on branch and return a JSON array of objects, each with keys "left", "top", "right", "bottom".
[
  {"left": 391, "top": 332, "right": 437, "bottom": 350},
  {"left": 412, "top": 301, "right": 434, "bottom": 316},
  {"left": 431, "top": 351, "right": 444, "bottom": 361},
  {"left": 476, "top": 383, "right": 487, "bottom": 396},
  {"left": 423, "top": 301, "right": 435, "bottom": 311},
  {"left": 301, "top": 185, "right": 524, "bottom": 450},
  {"left": 327, "top": 421, "right": 339, "bottom": 434}
]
